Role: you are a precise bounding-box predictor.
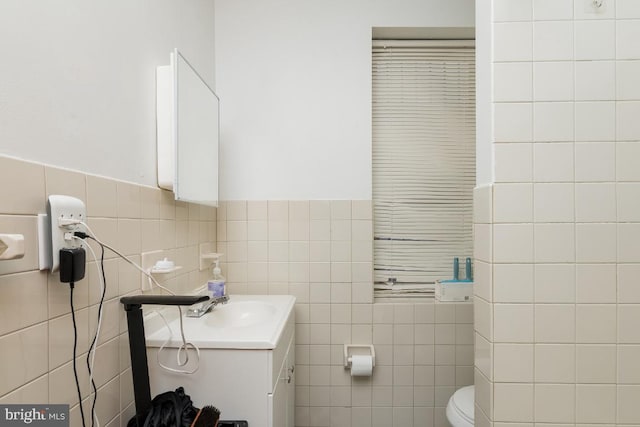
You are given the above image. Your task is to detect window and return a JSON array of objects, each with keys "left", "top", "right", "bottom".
[{"left": 372, "top": 40, "right": 476, "bottom": 298}]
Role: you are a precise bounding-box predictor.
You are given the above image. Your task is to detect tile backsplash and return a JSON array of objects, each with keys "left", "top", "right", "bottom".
[
  {"left": 0, "top": 156, "right": 473, "bottom": 427},
  {"left": 0, "top": 155, "right": 216, "bottom": 426},
  {"left": 217, "top": 201, "right": 474, "bottom": 427}
]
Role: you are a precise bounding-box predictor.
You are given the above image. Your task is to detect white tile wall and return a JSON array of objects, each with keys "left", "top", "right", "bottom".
[
  {"left": 533, "top": 102, "right": 574, "bottom": 141},
  {"left": 575, "top": 20, "right": 616, "bottom": 60},
  {"left": 535, "top": 304, "right": 575, "bottom": 343},
  {"left": 493, "top": 224, "right": 534, "bottom": 263},
  {"left": 493, "top": 304, "right": 533, "bottom": 343},
  {"left": 474, "top": 261, "right": 493, "bottom": 302},
  {"left": 534, "top": 344, "right": 575, "bottom": 382},
  {"left": 534, "top": 223, "right": 575, "bottom": 262},
  {"left": 576, "top": 223, "right": 617, "bottom": 262},
  {"left": 0, "top": 156, "right": 216, "bottom": 425},
  {"left": 533, "top": 183, "right": 575, "bottom": 222},
  {"left": 618, "top": 223, "right": 640, "bottom": 262},
  {"left": 493, "top": 0, "right": 532, "bottom": 22},
  {"left": 533, "top": 143, "right": 574, "bottom": 182},
  {"left": 617, "top": 143, "right": 640, "bottom": 181},
  {"left": 493, "top": 344, "right": 533, "bottom": 382},
  {"left": 575, "top": 183, "right": 617, "bottom": 222},
  {"left": 534, "top": 21, "right": 574, "bottom": 60},
  {"left": 494, "top": 144, "right": 533, "bottom": 183},
  {"left": 576, "top": 384, "right": 616, "bottom": 423},
  {"left": 535, "top": 264, "right": 575, "bottom": 303},
  {"left": 480, "top": 3, "right": 640, "bottom": 427},
  {"left": 474, "top": 224, "right": 492, "bottom": 263},
  {"left": 474, "top": 298, "right": 493, "bottom": 343},
  {"left": 616, "top": 20, "right": 640, "bottom": 59},
  {"left": 576, "top": 344, "right": 616, "bottom": 383},
  {"left": 575, "top": 61, "right": 615, "bottom": 100},
  {"left": 617, "top": 101, "right": 640, "bottom": 140},
  {"left": 575, "top": 142, "right": 615, "bottom": 182},
  {"left": 617, "top": 61, "right": 640, "bottom": 100},
  {"left": 618, "top": 346, "right": 640, "bottom": 383},
  {"left": 494, "top": 103, "right": 533, "bottom": 142},
  {"left": 494, "top": 264, "right": 534, "bottom": 303},
  {"left": 493, "top": 184, "right": 533, "bottom": 223},
  {"left": 534, "top": 384, "right": 575, "bottom": 423},
  {"left": 576, "top": 263, "right": 616, "bottom": 303},
  {"left": 493, "top": 383, "right": 533, "bottom": 422},
  {"left": 474, "top": 334, "right": 493, "bottom": 380},
  {"left": 534, "top": 0, "right": 573, "bottom": 21},
  {"left": 576, "top": 304, "right": 616, "bottom": 343},
  {"left": 618, "top": 0, "right": 640, "bottom": 18},
  {"left": 574, "top": 101, "right": 616, "bottom": 141},
  {"left": 494, "top": 23, "right": 533, "bottom": 61},
  {"left": 618, "top": 264, "right": 640, "bottom": 302},
  {"left": 218, "top": 200, "right": 473, "bottom": 427},
  {"left": 493, "top": 63, "right": 533, "bottom": 102},
  {"left": 619, "top": 386, "right": 640, "bottom": 423},
  {"left": 533, "top": 62, "right": 574, "bottom": 101}
]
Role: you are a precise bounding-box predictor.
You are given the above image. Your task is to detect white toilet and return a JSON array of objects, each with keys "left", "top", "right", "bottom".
[{"left": 446, "top": 385, "right": 474, "bottom": 427}]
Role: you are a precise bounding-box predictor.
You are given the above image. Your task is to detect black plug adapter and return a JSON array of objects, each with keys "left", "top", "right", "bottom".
[{"left": 59, "top": 247, "right": 86, "bottom": 284}]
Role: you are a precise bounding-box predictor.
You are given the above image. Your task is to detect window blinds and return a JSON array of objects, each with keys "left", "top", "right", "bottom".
[{"left": 372, "top": 40, "right": 476, "bottom": 298}]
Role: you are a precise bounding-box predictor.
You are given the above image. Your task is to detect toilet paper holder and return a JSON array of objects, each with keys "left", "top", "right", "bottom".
[{"left": 343, "top": 344, "right": 376, "bottom": 369}]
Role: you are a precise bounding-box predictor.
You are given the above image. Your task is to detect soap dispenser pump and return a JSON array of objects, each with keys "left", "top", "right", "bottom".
[{"left": 207, "top": 254, "right": 225, "bottom": 298}]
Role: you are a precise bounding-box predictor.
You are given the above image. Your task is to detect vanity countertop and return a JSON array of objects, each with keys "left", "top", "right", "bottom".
[{"left": 145, "top": 294, "right": 296, "bottom": 350}]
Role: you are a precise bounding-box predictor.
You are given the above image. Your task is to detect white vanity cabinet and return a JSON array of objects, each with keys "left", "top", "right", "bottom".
[{"left": 145, "top": 295, "right": 296, "bottom": 427}]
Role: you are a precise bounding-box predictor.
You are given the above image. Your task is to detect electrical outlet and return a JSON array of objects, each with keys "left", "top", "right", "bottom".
[{"left": 46, "top": 195, "right": 86, "bottom": 272}]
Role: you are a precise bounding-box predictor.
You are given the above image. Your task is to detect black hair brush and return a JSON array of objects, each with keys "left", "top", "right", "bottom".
[{"left": 191, "top": 405, "right": 221, "bottom": 427}]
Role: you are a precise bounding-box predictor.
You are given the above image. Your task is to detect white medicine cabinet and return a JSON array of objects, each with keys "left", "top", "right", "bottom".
[{"left": 157, "top": 49, "right": 219, "bottom": 207}]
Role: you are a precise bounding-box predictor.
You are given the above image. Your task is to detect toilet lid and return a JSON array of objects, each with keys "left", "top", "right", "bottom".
[{"left": 450, "top": 385, "right": 474, "bottom": 423}]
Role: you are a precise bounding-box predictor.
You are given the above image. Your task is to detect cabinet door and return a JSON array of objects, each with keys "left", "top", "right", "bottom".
[
  {"left": 286, "top": 337, "right": 295, "bottom": 427},
  {"left": 269, "top": 363, "right": 287, "bottom": 427}
]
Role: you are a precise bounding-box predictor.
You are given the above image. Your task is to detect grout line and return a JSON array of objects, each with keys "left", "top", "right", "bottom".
[
  {"left": 530, "top": 3, "right": 537, "bottom": 421},
  {"left": 572, "top": 5, "right": 579, "bottom": 422},
  {"left": 613, "top": 6, "right": 620, "bottom": 426}
]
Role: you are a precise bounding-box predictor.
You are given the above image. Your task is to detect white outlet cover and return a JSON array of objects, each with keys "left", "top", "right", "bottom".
[
  {"left": 47, "top": 195, "right": 86, "bottom": 272},
  {"left": 37, "top": 214, "right": 51, "bottom": 270}
]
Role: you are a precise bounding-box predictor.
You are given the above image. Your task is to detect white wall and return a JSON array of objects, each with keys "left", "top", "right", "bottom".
[
  {"left": 0, "top": 0, "right": 215, "bottom": 186},
  {"left": 214, "top": 0, "right": 475, "bottom": 200}
]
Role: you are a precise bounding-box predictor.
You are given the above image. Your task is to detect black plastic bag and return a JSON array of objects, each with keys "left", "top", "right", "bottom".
[{"left": 127, "top": 387, "right": 199, "bottom": 427}]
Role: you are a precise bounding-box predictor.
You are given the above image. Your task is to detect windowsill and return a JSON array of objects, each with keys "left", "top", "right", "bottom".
[{"left": 373, "top": 296, "right": 473, "bottom": 304}]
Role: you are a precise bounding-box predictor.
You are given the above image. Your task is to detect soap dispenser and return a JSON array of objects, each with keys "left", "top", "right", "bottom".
[{"left": 207, "top": 254, "right": 226, "bottom": 298}]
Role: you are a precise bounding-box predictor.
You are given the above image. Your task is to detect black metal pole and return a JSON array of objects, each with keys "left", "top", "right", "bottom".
[
  {"left": 124, "top": 304, "right": 152, "bottom": 427},
  {"left": 120, "top": 294, "right": 208, "bottom": 426}
]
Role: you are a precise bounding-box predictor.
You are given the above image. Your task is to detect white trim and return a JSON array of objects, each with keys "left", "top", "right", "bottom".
[{"left": 372, "top": 39, "right": 475, "bottom": 48}]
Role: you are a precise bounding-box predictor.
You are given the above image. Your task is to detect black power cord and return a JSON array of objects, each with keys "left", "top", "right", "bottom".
[
  {"left": 72, "top": 231, "right": 105, "bottom": 427},
  {"left": 60, "top": 248, "right": 88, "bottom": 427},
  {"left": 70, "top": 282, "right": 87, "bottom": 427},
  {"left": 86, "top": 238, "right": 106, "bottom": 427}
]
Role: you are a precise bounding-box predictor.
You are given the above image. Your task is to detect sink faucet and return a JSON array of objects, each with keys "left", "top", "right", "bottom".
[{"left": 186, "top": 295, "right": 230, "bottom": 318}]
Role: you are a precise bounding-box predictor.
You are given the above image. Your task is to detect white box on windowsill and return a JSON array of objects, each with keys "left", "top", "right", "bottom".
[{"left": 435, "top": 280, "right": 473, "bottom": 302}]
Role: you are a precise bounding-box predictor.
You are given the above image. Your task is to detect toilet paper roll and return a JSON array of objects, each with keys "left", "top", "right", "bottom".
[{"left": 350, "top": 355, "right": 373, "bottom": 377}]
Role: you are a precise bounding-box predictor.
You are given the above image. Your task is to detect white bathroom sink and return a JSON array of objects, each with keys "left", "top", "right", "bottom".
[
  {"left": 145, "top": 294, "right": 295, "bottom": 349},
  {"left": 204, "top": 300, "right": 278, "bottom": 328}
]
